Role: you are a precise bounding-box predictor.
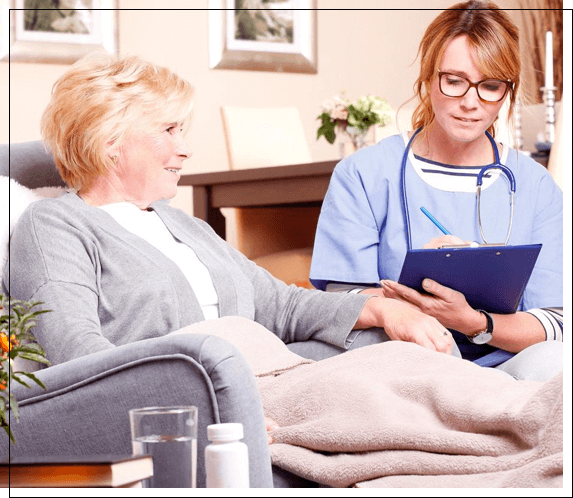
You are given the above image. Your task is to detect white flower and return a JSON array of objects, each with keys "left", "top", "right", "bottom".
[{"left": 321, "top": 99, "right": 335, "bottom": 113}]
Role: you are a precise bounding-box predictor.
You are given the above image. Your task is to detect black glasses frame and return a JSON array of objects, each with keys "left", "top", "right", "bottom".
[{"left": 438, "top": 70, "right": 513, "bottom": 103}]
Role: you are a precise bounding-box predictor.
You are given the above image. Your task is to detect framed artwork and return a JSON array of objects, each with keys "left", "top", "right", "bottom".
[
  {"left": 0, "top": 0, "right": 118, "bottom": 64},
  {"left": 209, "top": 0, "right": 317, "bottom": 74}
]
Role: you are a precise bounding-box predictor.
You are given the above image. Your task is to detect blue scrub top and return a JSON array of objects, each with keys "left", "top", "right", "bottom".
[{"left": 310, "top": 134, "right": 563, "bottom": 314}]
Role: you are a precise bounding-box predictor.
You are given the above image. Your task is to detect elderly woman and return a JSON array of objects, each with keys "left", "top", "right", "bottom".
[{"left": 5, "top": 54, "right": 455, "bottom": 375}]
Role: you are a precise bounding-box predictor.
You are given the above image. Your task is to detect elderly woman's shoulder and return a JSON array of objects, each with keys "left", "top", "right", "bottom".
[
  {"left": 15, "top": 192, "right": 92, "bottom": 232},
  {"left": 10, "top": 188, "right": 62, "bottom": 223},
  {"left": 24, "top": 191, "right": 75, "bottom": 214}
]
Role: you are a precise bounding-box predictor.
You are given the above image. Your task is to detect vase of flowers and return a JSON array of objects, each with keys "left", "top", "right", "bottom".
[
  {"left": 317, "top": 92, "right": 392, "bottom": 157},
  {"left": 1, "top": 294, "right": 50, "bottom": 443}
]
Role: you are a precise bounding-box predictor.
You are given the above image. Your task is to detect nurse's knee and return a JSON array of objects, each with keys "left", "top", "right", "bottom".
[{"left": 495, "top": 341, "right": 563, "bottom": 382}]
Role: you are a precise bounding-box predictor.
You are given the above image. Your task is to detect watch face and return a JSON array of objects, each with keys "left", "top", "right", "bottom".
[{"left": 471, "top": 332, "right": 493, "bottom": 345}]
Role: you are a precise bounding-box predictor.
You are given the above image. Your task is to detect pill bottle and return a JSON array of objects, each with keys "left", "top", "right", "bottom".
[{"left": 205, "top": 423, "right": 249, "bottom": 488}]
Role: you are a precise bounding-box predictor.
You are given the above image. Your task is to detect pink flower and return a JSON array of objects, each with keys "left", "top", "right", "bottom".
[{"left": 330, "top": 104, "right": 348, "bottom": 121}]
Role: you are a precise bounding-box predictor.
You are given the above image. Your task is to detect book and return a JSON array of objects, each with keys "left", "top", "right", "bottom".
[{"left": 0, "top": 454, "right": 153, "bottom": 488}]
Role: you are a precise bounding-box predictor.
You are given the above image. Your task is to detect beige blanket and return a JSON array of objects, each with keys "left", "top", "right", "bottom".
[{"left": 176, "top": 317, "right": 563, "bottom": 488}]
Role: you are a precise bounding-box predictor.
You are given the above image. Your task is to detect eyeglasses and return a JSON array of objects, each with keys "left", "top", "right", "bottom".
[{"left": 438, "top": 71, "right": 512, "bottom": 103}]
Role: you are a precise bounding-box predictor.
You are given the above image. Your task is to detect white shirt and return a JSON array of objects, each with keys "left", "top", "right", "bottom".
[{"left": 99, "top": 202, "right": 220, "bottom": 320}]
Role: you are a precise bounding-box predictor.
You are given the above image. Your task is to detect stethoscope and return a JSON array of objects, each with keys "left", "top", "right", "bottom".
[{"left": 401, "top": 128, "right": 516, "bottom": 250}]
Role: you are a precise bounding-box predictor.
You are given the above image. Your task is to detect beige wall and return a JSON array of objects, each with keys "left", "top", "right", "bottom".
[{"left": 1, "top": 0, "right": 534, "bottom": 214}]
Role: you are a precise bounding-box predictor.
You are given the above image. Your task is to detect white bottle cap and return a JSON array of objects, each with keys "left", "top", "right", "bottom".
[{"left": 207, "top": 423, "right": 244, "bottom": 442}]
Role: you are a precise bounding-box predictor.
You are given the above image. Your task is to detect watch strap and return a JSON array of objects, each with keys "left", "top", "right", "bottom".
[
  {"left": 468, "top": 309, "right": 494, "bottom": 344},
  {"left": 476, "top": 309, "right": 494, "bottom": 334}
]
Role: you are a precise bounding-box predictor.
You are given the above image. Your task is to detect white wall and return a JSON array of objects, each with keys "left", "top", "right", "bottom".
[{"left": 1, "top": 0, "right": 536, "bottom": 214}]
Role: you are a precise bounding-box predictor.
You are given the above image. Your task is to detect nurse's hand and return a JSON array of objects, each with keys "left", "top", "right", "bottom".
[
  {"left": 381, "top": 279, "right": 484, "bottom": 336},
  {"left": 423, "top": 235, "right": 469, "bottom": 249},
  {"left": 354, "top": 295, "right": 453, "bottom": 354}
]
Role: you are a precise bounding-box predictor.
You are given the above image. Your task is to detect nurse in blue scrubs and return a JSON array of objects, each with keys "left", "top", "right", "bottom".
[{"left": 310, "top": 0, "right": 563, "bottom": 381}]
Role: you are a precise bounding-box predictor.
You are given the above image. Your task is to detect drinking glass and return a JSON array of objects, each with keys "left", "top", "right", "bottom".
[{"left": 129, "top": 406, "right": 198, "bottom": 488}]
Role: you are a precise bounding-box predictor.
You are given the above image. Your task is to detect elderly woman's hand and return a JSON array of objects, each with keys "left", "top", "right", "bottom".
[
  {"left": 265, "top": 416, "right": 279, "bottom": 444},
  {"left": 354, "top": 294, "right": 453, "bottom": 354}
]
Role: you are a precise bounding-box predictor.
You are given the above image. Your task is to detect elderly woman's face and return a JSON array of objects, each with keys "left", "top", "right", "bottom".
[{"left": 114, "top": 123, "right": 191, "bottom": 207}]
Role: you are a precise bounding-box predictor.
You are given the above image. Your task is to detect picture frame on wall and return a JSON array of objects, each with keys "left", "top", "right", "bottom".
[
  {"left": 209, "top": 0, "right": 317, "bottom": 74},
  {"left": 0, "top": 0, "right": 118, "bottom": 64}
]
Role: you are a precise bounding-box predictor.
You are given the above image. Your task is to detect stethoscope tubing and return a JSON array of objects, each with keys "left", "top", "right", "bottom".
[{"left": 401, "top": 128, "right": 516, "bottom": 249}]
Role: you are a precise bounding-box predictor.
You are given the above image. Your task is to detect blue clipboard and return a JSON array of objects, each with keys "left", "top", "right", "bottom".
[{"left": 397, "top": 244, "right": 542, "bottom": 314}]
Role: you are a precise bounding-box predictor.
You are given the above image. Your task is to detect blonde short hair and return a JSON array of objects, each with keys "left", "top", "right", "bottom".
[
  {"left": 411, "top": 0, "right": 520, "bottom": 140},
  {"left": 41, "top": 53, "right": 194, "bottom": 189}
]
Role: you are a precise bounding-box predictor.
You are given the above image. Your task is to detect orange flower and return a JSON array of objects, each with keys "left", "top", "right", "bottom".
[
  {"left": 0, "top": 381, "right": 6, "bottom": 391},
  {"left": 0, "top": 334, "right": 9, "bottom": 354}
]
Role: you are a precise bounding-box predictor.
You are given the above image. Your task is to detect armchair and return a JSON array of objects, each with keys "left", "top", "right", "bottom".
[
  {"left": 0, "top": 141, "right": 385, "bottom": 488},
  {"left": 2, "top": 331, "right": 273, "bottom": 487}
]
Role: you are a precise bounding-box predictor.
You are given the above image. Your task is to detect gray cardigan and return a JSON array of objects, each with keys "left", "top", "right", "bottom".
[{"left": 5, "top": 193, "right": 370, "bottom": 365}]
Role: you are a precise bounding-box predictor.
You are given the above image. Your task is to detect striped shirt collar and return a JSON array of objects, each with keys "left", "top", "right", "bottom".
[{"left": 401, "top": 131, "right": 509, "bottom": 193}]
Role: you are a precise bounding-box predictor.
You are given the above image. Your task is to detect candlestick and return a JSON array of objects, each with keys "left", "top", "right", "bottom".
[
  {"left": 513, "top": 99, "right": 523, "bottom": 151},
  {"left": 542, "top": 86, "right": 556, "bottom": 144},
  {"left": 545, "top": 31, "right": 553, "bottom": 89}
]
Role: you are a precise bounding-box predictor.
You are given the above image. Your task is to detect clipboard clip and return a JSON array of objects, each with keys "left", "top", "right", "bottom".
[{"left": 439, "top": 242, "right": 507, "bottom": 249}]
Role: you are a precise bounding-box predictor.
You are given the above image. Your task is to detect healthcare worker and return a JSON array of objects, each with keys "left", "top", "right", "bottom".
[{"left": 310, "top": 0, "right": 563, "bottom": 381}]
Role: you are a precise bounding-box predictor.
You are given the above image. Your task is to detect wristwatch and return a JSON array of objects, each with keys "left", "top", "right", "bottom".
[{"left": 468, "top": 309, "right": 494, "bottom": 345}]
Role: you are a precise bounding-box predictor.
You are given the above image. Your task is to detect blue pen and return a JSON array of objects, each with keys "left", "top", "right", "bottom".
[{"left": 420, "top": 207, "right": 451, "bottom": 235}]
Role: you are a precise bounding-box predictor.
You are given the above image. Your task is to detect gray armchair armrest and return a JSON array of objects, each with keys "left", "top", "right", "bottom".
[
  {"left": 1, "top": 333, "right": 273, "bottom": 488},
  {"left": 287, "top": 328, "right": 389, "bottom": 361}
]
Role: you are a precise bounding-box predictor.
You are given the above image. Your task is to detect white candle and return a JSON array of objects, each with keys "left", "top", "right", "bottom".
[{"left": 545, "top": 31, "right": 553, "bottom": 88}]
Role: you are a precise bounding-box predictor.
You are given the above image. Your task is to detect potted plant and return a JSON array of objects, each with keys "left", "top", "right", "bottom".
[{"left": 1, "top": 294, "right": 50, "bottom": 443}]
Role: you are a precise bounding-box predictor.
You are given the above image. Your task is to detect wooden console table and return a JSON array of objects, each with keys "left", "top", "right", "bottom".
[{"left": 179, "top": 160, "right": 338, "bottom": 239}]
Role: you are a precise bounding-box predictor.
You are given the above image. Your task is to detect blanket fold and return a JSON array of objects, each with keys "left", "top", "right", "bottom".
[{"left": 168, "top": 316, "right": 313, "bottom": 376}]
